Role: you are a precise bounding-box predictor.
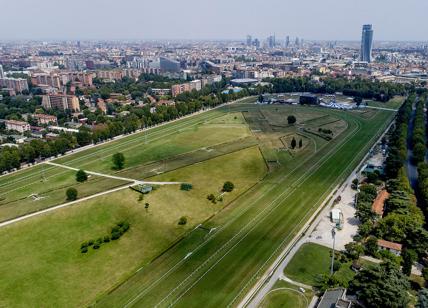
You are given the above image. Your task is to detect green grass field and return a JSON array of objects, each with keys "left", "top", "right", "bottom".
[
  {"left": 259, "top": 288, "right": 307, "bottom": 308},
  {"left": 0, "top": 146, "right": 266, "bottom": 307},
  {"left": 284, "top": 243, "right": 332, "bottom": 285},
  {"left": 95, "top": 105, "right": 394, "bottom": 308},
  {"left": 366, "top": 96, "right": 405, "bottom": 109},
  {"left": 259, "top": 280, "right": 312, "bottom": 308},
  {"left": 0, "top": 100, "right": 396, "bottom": 307},
  {"left": 0, "top": 165, "right": 127, "bottom": 222},
  {"left": 284, "top": 243, "right": 355, "bottom": 287}
]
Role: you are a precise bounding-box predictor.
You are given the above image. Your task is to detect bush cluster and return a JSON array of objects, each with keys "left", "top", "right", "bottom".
[
  {"left": 180, "top": 183, "right": 193, "bottom": 191},
  {"left": 318, "top": 128, "right": 333, "bottom": 135},
  {"left": 80, "top": 221, "right": 130, "bottom": 253}
]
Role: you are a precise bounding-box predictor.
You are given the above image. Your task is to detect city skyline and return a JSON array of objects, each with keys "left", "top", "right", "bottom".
[{"left": 1, "top": 0, "right": 427, "bottom": 41}]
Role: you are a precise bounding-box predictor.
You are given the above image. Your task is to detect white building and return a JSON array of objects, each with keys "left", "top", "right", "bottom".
[{"left": 5, "top": 120, "right": 30, "bottom": 133}]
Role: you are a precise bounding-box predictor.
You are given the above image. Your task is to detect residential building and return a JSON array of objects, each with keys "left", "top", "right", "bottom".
[
  {"left": 190, "top": 80, "right": 202, "bottom": 91},
  {"left": 0, "top": 77, "right": 29, "bottom": 93},
  {"left": 31, "top": 73, "right": 61, "bottom": 88},
  {"left": 377, "top": 239, "right": 402, "bottom": 256},
  {"left": 42, "top": 94, "right": 80, "bottom": 111},
  {"left": 32, "top": 114, "right": 58, "bottom": 125},
  {"left": 360, "top": 24, "right": 374, "bottom": 63},
  {"left": 5, "top": 120, "right": 30, "bottom": 133}
]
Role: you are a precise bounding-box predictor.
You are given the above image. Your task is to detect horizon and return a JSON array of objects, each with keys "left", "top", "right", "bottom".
[{"left": 1, "top": 0, "right": 427, "bottom": 41}]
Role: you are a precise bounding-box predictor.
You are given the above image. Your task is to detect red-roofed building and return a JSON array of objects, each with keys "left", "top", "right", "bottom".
[{"left": 377, "top": 239, "right": 402, "bottom": 256}]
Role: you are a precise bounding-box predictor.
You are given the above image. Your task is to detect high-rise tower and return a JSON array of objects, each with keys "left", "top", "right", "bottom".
[{"left": 360, "top": 24, "right": 374, "bottom": 63}]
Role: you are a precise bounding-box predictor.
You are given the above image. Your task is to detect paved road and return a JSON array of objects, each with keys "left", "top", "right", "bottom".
[
  {"left": 363, "top": 105, "right": 398, "bottom": 112},
  {"left": 44, "top": 161, "right": 182, "bottom": 185},
  {"left": 405, "top": 101, "right": 418, "bottom": 190}
]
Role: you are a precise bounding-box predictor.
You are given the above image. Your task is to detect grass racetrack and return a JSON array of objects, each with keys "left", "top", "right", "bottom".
[
  {"left": 95, "top": 105, "right": 395, "bottom": 307},
  {"left": 0, "top": 100, "right": 396, "bottom": 307}
]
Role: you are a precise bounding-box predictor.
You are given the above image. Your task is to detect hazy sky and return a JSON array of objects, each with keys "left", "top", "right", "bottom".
[{"left": 1, "top": 0, "right": 427, "bottom": 41}]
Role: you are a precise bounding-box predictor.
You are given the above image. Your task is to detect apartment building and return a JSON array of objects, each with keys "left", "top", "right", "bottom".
[
  {"left": 5, "top": 120, "right": 30, "bottom": 133},
  {"left": 42, "top": 94, "right": 80, "bottom": 111}
]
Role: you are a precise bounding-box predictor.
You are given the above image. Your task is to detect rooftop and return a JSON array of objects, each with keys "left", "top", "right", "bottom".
[{"left": 377, "top": 239, "right": 402, "bottom": 251}]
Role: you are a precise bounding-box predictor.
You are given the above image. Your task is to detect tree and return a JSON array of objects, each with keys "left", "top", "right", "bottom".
[
  {"left": 416, "top": 289, "right": 428, "bottom": 308},
  {"left": 344, "top": 242, "right": 364, "bottom": 260},
  {"left": 298, "top": 139, "right": 303, "bottom": 148},
  {"left": 112, "top": 152, "right": 125, "bottom": 170},
  {"left": 364, "top": 236, "right": 378, "bottom": 256},
  {"left": 349, "top": 262, "right": 410, "bottom": 308},
  {"left": 291, "top": 137, "right": 297, "bottom": 149},
  {"left": 354, "top": 96, "right": 363, "bottom": 106},
  {"left": 145, "top": 202, "right": 149, "bottom": 212},
  {"left": 414, "top": 143, "right": 426, "bottom": 164},
  {"left": 401, "top": 248, "right": 416, "bottom": 276},
  {"left": 223, "top": 181, "right": 235, "bottom": 192},
  {"left": 75, "top": 169, "right": 88, "bottom": 182},
  {"left": 66, "top": 188, "right": 78, "bottom": 201},
  {"left": 287, "top": 115, "right": 296, "bottom": 124}
]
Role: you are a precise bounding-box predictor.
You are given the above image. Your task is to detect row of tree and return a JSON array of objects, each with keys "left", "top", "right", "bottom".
[
  {"left": 412, "top": 96, "right": 427, "bottom": 164},
  {"left": 343, "top": 94, "right": 428, "bottom": 307},
  {"left": 384, "top": 95, "right": 415, "bottom": 178},
  {"left": 266, "top": 76, "right": 411, "bottom": 102}
]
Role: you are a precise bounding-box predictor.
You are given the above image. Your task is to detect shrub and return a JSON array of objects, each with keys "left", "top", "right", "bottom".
[
  {"left": 103, "top": 235, "right": 110, "bottom": 243},
  {"left": 111, "top": 231, "right": 121, "bottom": 240},
  {"left": 181, "top": 183, "right": 193, "bottom": 191},
  {"left": 66, "top": 187, "right": 78, "bottom": 201},
  {"left": 223, "top": 181, "right": 235, "bottom": 192},
  {"left": 80, "top": 242, "right": 88, "bottom": 249},
  {"left": 81, "top": 247, "right": 88, "bottom": 253},
  {"left": 88, "top": 239, "right": 94, "bottom": 246},
  {"left": 178, "top": 216, "right": 187, "bottom": 225},
  {"left": 207, "top": 194, "right": 215, "bottom": 201},
  {"left": 93, "top": 243, "right": 100, "bottom": 249},
  {"left": 333, "top": 260, "right": 342, "bottom": 272}
]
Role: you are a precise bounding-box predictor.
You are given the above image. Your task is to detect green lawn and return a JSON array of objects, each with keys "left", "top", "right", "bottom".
[
  {"left": 259, "top": 288, "right": 307, "bottom": 308},
  {"left": 54, "top": 112, "right": 251, "bottom": 175},
  {"left": 284, "top": 243, "right": 332, "bottom": 285},
  {"left": 0, "top": 164, "right": 127, "bottom": 222},
  {"left": 96, "top": 105, "right": 394, "bottom": 308},
  {"left": 0, "top": 102, "right": 395, "bottom": 308},
  {"left": 260, "top": 280, "right": 313, "bottom": 308},
  {"left": 366, "top": 96, "right": 405, "bottom": 109},
  {"left": 0, "top": 147, "right": 266, "bottom": 307}
]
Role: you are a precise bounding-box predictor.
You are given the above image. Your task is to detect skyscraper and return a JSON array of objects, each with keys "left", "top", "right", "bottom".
[
  {"left": 360, "top": 24, "right": 374, "bottom": 63},
  {"left": 267, "top": 35, "right": 276, "bottom": 48},
  {"left": 0, "top": 64, "right": 4, "bottom": 79},
  {"left": 246, "top": 35, "right": 252, "bottom": 46},
  {"left": 285, "top": 36, "right": 290, "bottom": 47}
]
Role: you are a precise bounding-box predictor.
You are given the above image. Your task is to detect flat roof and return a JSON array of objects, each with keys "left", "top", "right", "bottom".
[{"left": 230, "top": 78, "right": 259, "bottom": 83}]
